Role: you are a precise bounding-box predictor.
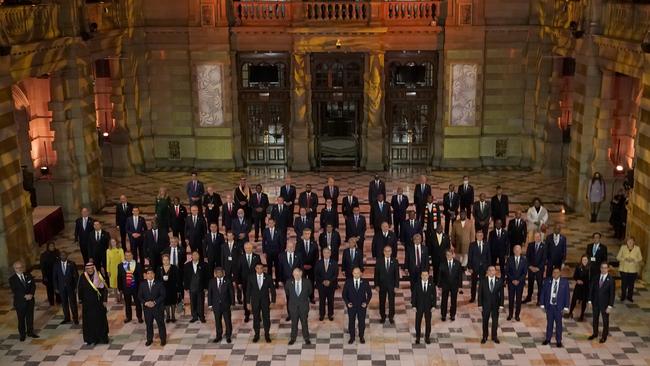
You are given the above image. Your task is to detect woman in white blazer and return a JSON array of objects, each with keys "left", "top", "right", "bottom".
[{"left": 526, "top": 197, "right": 548, "bottom": 240}]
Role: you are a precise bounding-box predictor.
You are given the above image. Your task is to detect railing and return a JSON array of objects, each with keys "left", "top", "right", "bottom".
[
  {"left": 231, "top": 0, "right": 441, "bottom": 27},
  {"left": 0, "top": 4, "right": 61, "bottom": 45},
  {"left": 84, "top": 0, "right": 130, "bottom": 32},
  {"left": 601, "top": 2, "right": 650, "bottom": 42}
]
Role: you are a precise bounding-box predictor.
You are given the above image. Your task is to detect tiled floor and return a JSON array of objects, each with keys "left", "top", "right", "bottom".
[{"left": 1, "top": 169, "right": 648, "bottom": 366}]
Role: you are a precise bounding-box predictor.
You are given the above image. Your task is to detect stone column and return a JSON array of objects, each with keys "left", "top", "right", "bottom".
[
  {"left": 120, "top": 44, "right": 146, "bottom": 171},
  {"left": 363, "top": 50, "right": 385, "bottom": 171},
  {"left": 107, "top": 58, "right": 136, "bottom": 177},
  {"left": 290, "top": 51, "right": 312, "bottom": 171},
  {"left": 540, "top": 58, "right": 566, "bottom": 176},
  {"left": 0, "top": 84, "right": 36, "bottom": 282}
]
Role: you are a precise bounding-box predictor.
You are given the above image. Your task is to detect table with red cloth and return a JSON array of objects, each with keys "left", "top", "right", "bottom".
[{"left": 33, "top": 206, "right": 64, "bottom": 245}]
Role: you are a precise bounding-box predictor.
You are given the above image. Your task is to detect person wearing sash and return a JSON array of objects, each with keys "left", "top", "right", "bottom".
[
  {"left": 234, "top": 176, "right": 252, "bottom": 220},
  {"left": 78, "top": 263, "right": 109, "bottom": 345}
]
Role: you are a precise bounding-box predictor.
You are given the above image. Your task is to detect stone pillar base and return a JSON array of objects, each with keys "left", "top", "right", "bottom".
[{"left": 290, "top": 127, "right": 312, "bottom": 171}]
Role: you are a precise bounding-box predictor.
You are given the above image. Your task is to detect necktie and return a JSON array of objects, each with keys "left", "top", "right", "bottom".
[
  {"left": 599, "top": 276, "right": 605, "bottom": 287},
  {"left": 240, "top": 218, "right": 243, "bottom": 225},
  {"left": 83, "top": 218, "right": 87, "bottom": 229},
  {"left": 123, "top": 203, "right": 127, "bottom": 212},
  {"left": 593, "top": 245, "right": 598, "bottom": 256},
  {"left": 515, "top": 257, "right": 519, "bottom": 269},
  {"left": 289, "top": 253, "right": 293, "bottom": 267},
  {"left": 305, "top": 241, "right": 310, "bottom": 253},
  {"left": 423, "top": 282, "right": 427, "bottom": 292},
  {"left": 62, "top": 262, "right": 66, "bottom": 273},
  {"left": 175, "top": 206, "right": 179, "bottom": 216},
  {"left": 551, "top": 280, "right": 558, "bottom": 305},
  {"left": 194, "top": 181, "right": 197, "bottom": 190},
  {"left": 325, "top": 260, "right": 329, "bottom": 272},
  {"left": 296, "top": 281, "right": 301, "bottom": 296},
  {"left": 20, "top": 274, "right": 25, "bottom": 284},
  {"left": 449, "top": 260, "right": 452, "bottom": 270},
  {"left": 303, "top": 217, "right": 306, "bottom": 224},
  {"left": 421, "top": 184, "right": 425, "bottom": 193},
  {"left": 212, "top": 233, "right": 215, "bottom": 242},
  {"left": 379, "top": 202, "right": 383, "bottom": 212},
  {"left": 351, "top": 249, "right": 355, "bottom": 261},
  {"left": 479, "top": 242, "right": 482, "bottom": 253},
  {"left": 270, "top": 229, "right": 274, "bottom": 238},
  {"left": 386, "top": 258, "right": 389, "bottom": 271},
  {"left": 327, "top": 233, "right": 331, "bottom": 244},
  {"left": 218, "top": 279, "right": 222, "bottom": 289},
  {"left": 355, "top": 280, "right": 359, "bottom": 290},
  {"left": 355, "top": 216, "right": 359, "bottom": 225},
  {"left": 258, "top": 193, "right": 261, "bottom": 203},
  {"left": 536, "top": 243, "right": 540, "bottom": 252},
  {"left": 247, "top": 254, "right": 251, "bottom": 266},
  {"left": 133, "top": 217, "right": 137, "bottom": 228},
  {"left": 416, "top": 246, "right": 421, "bottom": 267},
  {"left": 411, "top": 220, "right": 415, "bottom": 228},
  {"left": 398, "top": 195, "right": 402, "bottom": 204},
  {"left": 171, "top": 248, "right": 176, "bottom": 265},
  {"left": 148, "top": 281, "right": 152, "bottom": 291},
  {"left": 96, "top": 231, "right": 100, "bottom": 241},
  {"left": 154, "top": 230, "right": 157, "bottom": 242},
  {"left": 279, "top": 205, "right": 282, "bottom": 213},
  {"left": 306, "top": 194, "right": 311, "bottom": 208},
  {"left": 489, "top": 279, "right": 494, "bottom": 292},
  {"left": 258, "top": 275, "right": 263, "bottom": 289}
]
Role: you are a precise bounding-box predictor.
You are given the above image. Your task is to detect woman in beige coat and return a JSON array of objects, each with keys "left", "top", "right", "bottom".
[{"left": 616, "top": 237, "right": 643, "bottom": 302}]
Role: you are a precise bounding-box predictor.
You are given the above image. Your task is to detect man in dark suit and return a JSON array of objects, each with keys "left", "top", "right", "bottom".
[
  {"left": 413, "top": 175, "right": 432, "bottom": 222},
  {"left": 438, "top": 250, "right": 462, "bottom": 321},
  {"left": 524, "top": 232, "right": 546, "bottom": 305},
  {"left": 138, "top": 268, "right": 167, "bottom": 346},
  {"left": 204, "top": 223, "right": 224, "bottom": 274},
  {"left": 238, "top": 242, "right": 261, "bottom": 322},
  {"left": 391, "top": 187, "right": 409, "bottom": 239},
  {"left": 170, "top": 197, "right": 188, "bottom": 245},
  {"left": 251, "top": 184, "right": 269, "bottom": 241},
  {"left": 545, "top": 224, "right": 567, "bottom": 277},
  {"left": 586, "top": 232, "right": 607, "bottom": 282},
  {"left": 411, "top": 270, "right": 436, "bottom": 344},
  {"left": 52, "top": 251, "right": 79, "bottom": 324},
  {"left": 478, "top": 266, "right": 504, "bottom": 344},
  {"left": 9, "top": 261, "right": 39, "bottom": 341},
  {"left": 319, "top": 224, "right": 342, "bottom": 263},
  {"left": 74, "top": 207, "right": 94, "bottom": 265},
  {"left": 203, "top": 186, "right": 222, "bottom": 226},
  {"left": 442, "top": 184, "right": 460, "bottom": 235},
  {"left": 505, "top": 244, "right": 527, "bottom": 321},
  {"left": 507, "top": 210, "right": 527, "bottom": 253},
  {"left": 88, "top": 221, "right": 110, "bottom": 273},
  {"left": 126, "top": 206, "right": 147, "bottom": 266},
  {"left": 540, "top": 267, "right": 570, "bottom": 347},
  {"left": 368, "top": 174, "right": 386, "bottom": 205},
  {"left": 468, "top": 231, "right": 492, "bottom": 303},
  {"left": 208, "top": 267, "right": 234, "bottom": 343},
  {"left": 186, "top": 172, "right": 205, "bottom": 210},
  {"left": 221, "top": 195, "right": 237, "bottom": 232},
  {"left": 118, "top": 251, "right": 143, "bottom": 323},
  {"left": 280, "top": 176, "right": 297, "bottom": 223},
  {"left": 315, "top": 247, "right": 338, "bottom": 321},
  {"left": 296, "top": 228, "right": 319, "bottom": 303},
  {"left": 270, "top": 197, "right": 291, "bottom": 241},
  {"left": 429, "top": 225, "right": 451, "bottom": 286},
  {"left": 488, "top": 219, "right": 509, "bottom": 274},
  {"left": 185, "top": 205, "right": 207, "bottom": 258},
  {"left": 247, "top": 263, "right": 276, "bottom": 343},
  {"left": 115, "top": 195, "right": 133, "bottom": 246},
  {"left": 144, "top": 221, "right": 169, "bottom": 271},
  {"left": 374, "top": 245, "right": 400, "bottom": 323},
  {"left": 588, "top": 262, "right": 615, "bottom": 343},
  {"left": 342, "top": 187, "right": 359, "bottom": 219},
  {"left": 401, "top": 210, "right": 423, "bottom": 250},
  {"left": 293, "top": 207, "right": 315, "bottom": 241},
  {"left": 345, "top": 206, "right": 366, "bottom": 243},
  {"left": 343, "top": 267, "right": 372, "bottom": 344},
  {"left": 162, "top": 236, "right": 185, "bottom": 274},
  {"left": 183, "top": 251, "right": 209, "bottom": 323},
  {"left": 298, "top": 184, "right": 319, "bottom": 221},
  {"left": 285, "top": 268, "right": 313, "bottom": 345},
  {"left": 342, "top": 238, "right": 364, "bottom": 279},
  {"left": 372, "top": 222, "right": 397, "bottom": 259},
  {"left": 278, "top": 241, "right": 303, "bottom": 321},
  {"left": 231, "top": 209, "right": 251, "bottom": 247},
  {"left": 458, "top": 175, "right": 475, "bottom": 217},
  {"left": 323, "top": 176, "right": 340, "bottom": 211},
  {"left": 406, "top": 234, "right": 429, "bottom": 289},
  {"left": 262, "top": 218, "right": 283, "bottom": 287},
  {"left": 473, "top": 193, "right": 491, "bottom": 238},
  {"left": 370, "top": 193, "right": 392, "bottom": 235},
  {"left": 220, "top": 231, "right": 242, "bottom": 302},
  {"left": 319, "top": 198, "right": 339, "bottom": 230},
  {"left": 490, "top": 185, "right": 509, "bottom": 224}
]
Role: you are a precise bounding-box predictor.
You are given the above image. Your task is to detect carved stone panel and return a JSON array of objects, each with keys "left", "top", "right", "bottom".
[
  {"left": 450, "top": 63, "right": 478, "bottom": 126},
  {"left": 196, "top": 63, "right": 224, "bottom": 127}
]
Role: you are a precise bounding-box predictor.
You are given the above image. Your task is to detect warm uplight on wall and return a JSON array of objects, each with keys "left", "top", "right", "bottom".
[
  {"left": 40, "top": 166, "right": 50, "bottom": 176},
  {"left": 561, "top": 207, "right": 566, "bottom": 214},
  {"left": 263, "top": 130, "right": 270, "bottom": 144},
  {"left": 103, "top": 132, "right": 109, "bottom": 137},
  {"left": 615, "top": 164, "right": 624, "bottom": 172},
  {"left": 335, "top": 39, "right": 342, "bottom": 49}
]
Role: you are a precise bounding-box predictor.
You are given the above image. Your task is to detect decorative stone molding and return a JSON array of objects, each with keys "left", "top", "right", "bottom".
[
  {"left": 449, "top": 63, "right": 477, "bottom": 127},
  {"left": 196, "top": 63, "right": 225, "bottom": 127}
]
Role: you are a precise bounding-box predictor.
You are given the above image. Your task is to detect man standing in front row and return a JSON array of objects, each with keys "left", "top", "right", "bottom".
[
  {"left": 138, "top": 268, "right": 167, "bottom": 346},
  {"left": 588, "top": 262, "right": 615, "bottom": 343},
  {"left": 9, "top": 261, "right": 39, "bottom": 341},
  {"left": 247, "top": 263, "right": 276, "bottom": 343},
  {"left": 286, "top": 268, "right": 312, "bottom": 345},
  {"left": 478, "top": 266, "right": 504, "bottom": 344},
  {"left": 411, "top": 270, "right": 436, "bottom": 344},
  {"left": 540, "top": 267, "right": 570, "bottom": 348},
  {"left": 208, "top": 267, "right": 234, "bottom": 343},
  {"left": 343, "top": 267, "right": 372, "bottom": 344},
  {"left": 438, "top": 250, "right": 462, "bottom": 322}
]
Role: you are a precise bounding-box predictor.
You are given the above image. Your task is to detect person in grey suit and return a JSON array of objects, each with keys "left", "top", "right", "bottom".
[
  {"left": 138, "top": 268, "right": 167, "bottom": 346},
  {"left": 285, "top": 268, "right": 312, "bottom": 345}
]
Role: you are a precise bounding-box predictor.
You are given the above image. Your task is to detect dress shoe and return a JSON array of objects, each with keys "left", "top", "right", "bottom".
[
  {"left": 556, "top": 342, "right": 563, "bottom": 348},
  {"left": 620, "top": 297, "right": 625, "bottom": 302},
  {"left": 171, "top": 318, "right": 176, "bottom": 323},
  {"left": 359, "top": 337, "right": 365, "bottom": 344},
  {"left": 389, "top": 318, "right": 395, "bottom": 324},
  {"left": 213, "top": 337, "right": 222, "bottom": 343},
  {"left": 319, "top": 316, "right": 324, "bottom": 321},
  {"left": 469, "top": 298, "right": 475, "bottom": 303},
  {"left": 138, "top": 319, "right": 144, "bottom": 324},
  {"left": 189, "top": 318, "right": 198, "bottom": 323},
  {"left": 599, "top": 338, "right": 607, "bottom": 343},
  {"left": 285, "top": 316, "right": 291, "bottom": 321},
  {"left": 515, "top": 317, "right": 521, "bottom": 322},
  {"left": 459, "top": 290, "right": 464, "bottom": 294},
  {"left": 61, "top": 320, "right": 71, "bottom": 325},
  {"left": 288, "top": 339, "right": 295, "bottom": 345},
  {"left": 522, "top": 298, "right": 531, "bottom": 304},
  {"left": 73, "top": 320, "right": 79, "bottom": 325},
  {"left": 252, "top": 335, "right": 260, "bottom": 343},
  {"left": 415, "top": 339, "right": 420, "bottom": 345},
  {"left": 507, "top": 315, "right": 512, "bottom": 321},
  {"left": 200, "top": 318, "right": 206, "bottom": 323},
  {"left": 588, "top": 334, "right": 598, "bottom": 340},
  {"left": 441, "top": 317, "right": 446, "bottom": 321},
  {"left": 227, "top": 337, "right": 232, "bottom": 343},
  {"left": 542, "top": 340, "right": 550, "bottom": 346},
  {"left": 450, "top": 317, "right": 455, "bottom": 321},
  {"left": 124, "top": 318, "right": 132, "bottom": 324},
  {"left": 380, "top": 317, "right": 386, "bottom": 324},
  {"left": 305, "top": 339, "right": 311, "bottom": 345},
  {"left": 19, "top": 336, "right": 25, "bottom": 342},
  {"left": 425, "top": 338, "right": 431, "bottom": 344},
  {"left": 481, "top": 338, "right": 487, "bottom": 344},
  {"left": 348, "top": 338, "right": 354, "bottom": 344},
  {"left": 310, "top": 299, "right": 316, "bottom": 304},
  {"left": 329, "top": 316, "right": 334, "bottom": 321},
  {"left": 244, "top": 316, "right": 250, "bottom": 323},
  {"left": 265, "top": 335, "right": 271, "bottom": 343},
  {"left": 145, "top": 340, "right": 153, "bottom": 346},
  {"left": 28, "top": 334, "right": 39, "bottom": 339},
  {"left": 493, "top": 338, "right": 500, "bottom": 344},
  {"left": 577, "top": 316, "right": 584, "bottom": 322},
  {"left": 628, "top": 298, "right": 634, "bottom": 303},
  {"left": 165, "top": 318, "right": 170, "bottom": 323},
  {"left": 535, "top": 302, "right": 541, "bottom": 307},
  {"left": 161, "top": 340, "right": 166, "bottom": 346}
]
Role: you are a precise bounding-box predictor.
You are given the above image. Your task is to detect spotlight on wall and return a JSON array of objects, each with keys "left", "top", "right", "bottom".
[
  {"left": 335, "top": 39, "right": 342, "bottom": 50},
  {"left": 0, "top": 46, "right": 11, "bottom": 56},
  {"left": 561, "top": 206, "right": 566, "bottom": 214},
  {"left": 102, "top": 132, "right": 109, "bottom": 138},
  {"left": 641, "top": 31, "right": 650, "bottom": 53},
  {"left": 40, "top": 166, "right": 50, "bottom": 176},
  {"left": 615, "top": 164, "right": 624, "bottom": 173}
]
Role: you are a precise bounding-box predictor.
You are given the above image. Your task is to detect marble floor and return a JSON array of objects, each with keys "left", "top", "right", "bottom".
[{"left": 1, "top": 169, "right": 648, "bottom": 366}]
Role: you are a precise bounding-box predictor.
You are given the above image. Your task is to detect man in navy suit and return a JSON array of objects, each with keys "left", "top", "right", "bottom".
[
  {"left": 296, "top": 228, "right": 319, "bottom": 303},
  {"left": 138, "top": 268, "right": 167, "bottom": 346},
  {"left": 250, "top": 184, "right": 269, "bottom": 242},
  {"left": 401, "top": 210, "right": 423, "bottom": 265},
  {"left": 343, "top": 267, "right": 372, "bottom": 344},
  {"left": 490, "top": 185, "right": 509, "bottom": 224},
  {"left": 262, "top": 218, "right": 283, "bottom": 287},
  {"left": 468, "top": 231, "right": 491, "bottom": 303},
  {"left": 458, "top": 175, "right": 475, "bottom": 217},
  {"left": 391, "top": 187, "right": 409, "bottom": 239},
  {"left": 170, "top": 197, "right": 188, "bottom": 245},
  {"left": 185, "top": 205, "right": 207, "bottom": 258},
  {"left": 545, "top": 224, "right": 567, "bottom": 277},
  {"left": 144, "top": 221, "right": 169, "bottom": 271},
  {"left": 315, "top": 247, "right": 339, "bottom": 321},
  {"left": 372, "top": 222, "right": 397, "bottom": 259},
  {"left": 505, "top": 244, "right": 527, "bottom": 321},
  {"left": 318, "top": 224, "right": 341, "bottom": 263},
  {"left": 342, "top": 238, "right": 364, "bottom": 279},
  {"left": 588, "top": 262, "right": 615, "bottom": 343},
  {"left": 88, "top": 220, "right": 111, "bottom": 273},
  {"left": 237, "top": 243, "right": 261, "bottom": 322},
  {"left": 186, "top": 172, "right": 205, "bottom": 210},
  {"left": 540, "top": 267, "right": 570, "bottom": 347},
  {"left": 413, "top": 175, "right": 432, "bottom": 222},
  {"left": 231, "top": 208, "right": 252, "bottom": 246},
  {"left": 524, "top": 232, "right": 546, "bottom": 305},
  {"left": 507, "top": 211, "right": 527, "bottom": 253},
  {"left": 279, "top": 241, "right": 303, "bottom": 321},
  {"left": 405, "top": 234, "right": 429, "bottom": 289},
  {"left": 438, "top": 250, "right": 462, "bottom": 321},
  {"left": 208, "top": 267, "right": 234, "bottom": 343},
  {"left": 298, "top": 184, "right": 319, "bottom": 221},
  {"left": 9, "top": 261, "right": 38, "bottom": 341},
  {"left": 342, "top": 188, "right": 359, "bottom": 219},
  {"left": 345, "top": 206, "right": 366, "bottom": 243},
  {"left": 319, "top": 198, "right": 339, "bottom": 230},
  {"left": 126, "top": 206, "right": 147, "bottom": 266},
  {"left": 371, "top": 193, "right": 392, "bottom": 235},
  {"left": 586, "top": 232, "right": 607, "bottom": 282},
  {"left": 204, "top": 223, "right": 224, "bottom": 274},
  {"left": 221, "top": 195, "right": 237, "bottom": 232},
  {"left": 294, "top": 207, "right": 315, "bottom": 240},
  {"left": 429, "top": 225, "right": 451, "bottom": 286},
  {"left": 74, "top": 208, "right": 94, "bottom": 265},
  {"left": 374, "top": 245, "right": 400, "bottom": 323},
  {"left": 478, "top": 266, "right": 504, "bottom": 344},
  {"left": 280, "top": 176, "right": 297, "bottom": 223},
  {"left": 368, "top": 174, "right": 386, "bottom": 205},
  {"left": 411, "top": 270, "right": 436, "bottom": 344},
  {"left": 115, "top": 195, "right": 133, "bottom": 247},
  {"left": 270, "top": 197, "right": 291, "bottom": 242},
  {"left": 442, "top": 184, "right": 460, "bottom": 235},
  {"left": 322, "top": 177, "right": 340, "bottom": 211},
  {"left": 488, "top": 219, "right": 509, "bottom": 274},
  {"left": 52, "top": 251, "right": 79, "bottom": 324}
]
